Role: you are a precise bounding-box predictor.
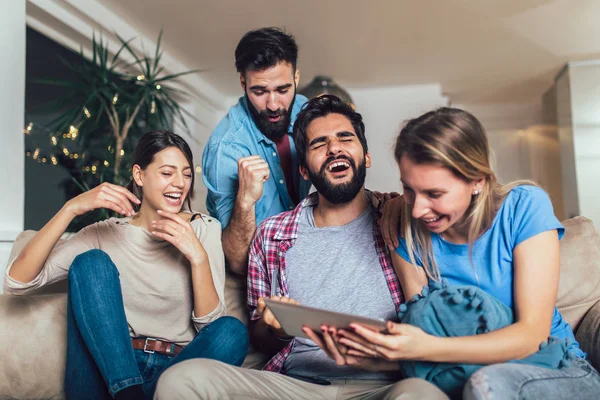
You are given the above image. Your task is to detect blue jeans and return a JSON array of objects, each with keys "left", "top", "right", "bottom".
[
  {"left": 64, "top": 249, "right": 248, "bottom": 400},
  {"left": 463, "top": 357, "right": 600, "bottom": 399}
]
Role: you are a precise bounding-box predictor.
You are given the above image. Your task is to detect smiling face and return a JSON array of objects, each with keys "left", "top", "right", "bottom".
[
  {"left": 399, "top": 156, "right": 483, "bottom": 241},
  {"left": 242, "top": 61, "right": 300, "bottom": 141},
  {"left": 133, "top": 146, "right": 193, "bottom": 213},
  {"left": 300, "top": 113, "right": 370, "bottom": 204}
]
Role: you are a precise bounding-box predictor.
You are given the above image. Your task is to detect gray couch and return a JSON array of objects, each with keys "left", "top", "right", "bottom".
[{"left": 1, "top": 217, "right": 600, "bottom": 399}]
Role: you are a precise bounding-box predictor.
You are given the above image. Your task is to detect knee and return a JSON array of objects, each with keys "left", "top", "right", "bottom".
[
  {"left": 155, "top": 359, "right": 221, "bottom": 400},
  {"left": 207, "top": 316, "right": 249, "bottom": 363},
  {"left": 463, "top": 365, "right": 507, "bottom": 400},
  {"left": 69, "top": 250, "right": 117, "bottom": 281},
  {"left": 388, "top": 378, "right": 449, "bottom": 400}
]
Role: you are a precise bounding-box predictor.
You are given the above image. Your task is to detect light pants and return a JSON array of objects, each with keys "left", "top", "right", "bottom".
[
  {"left": 154, "top": 359, "right": 449, "bottom": 400},
  {"left": 463, "top": 358, "right": 600, "bottom": 399}
]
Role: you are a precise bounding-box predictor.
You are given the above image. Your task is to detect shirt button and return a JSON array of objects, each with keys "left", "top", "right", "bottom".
[
  {"left": 272, "top": 152, "right": 277, "bottom": 157},
  {"left": 279, "top": 179, "right": 284, "bottom": 184}
]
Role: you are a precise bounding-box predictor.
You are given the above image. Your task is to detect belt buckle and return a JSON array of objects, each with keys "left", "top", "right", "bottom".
[{"left": 143, "top": 337, "right": 157, "bottom": 354}]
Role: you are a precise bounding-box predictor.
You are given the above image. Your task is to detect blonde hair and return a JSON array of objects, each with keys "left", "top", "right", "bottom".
[{"left": 394, "top": 108, "right": 537, "bottom": 281}]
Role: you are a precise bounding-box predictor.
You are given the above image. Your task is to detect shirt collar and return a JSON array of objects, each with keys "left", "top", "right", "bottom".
[{"left": 272, "top": 189, "right": 376, "bottom": 240}]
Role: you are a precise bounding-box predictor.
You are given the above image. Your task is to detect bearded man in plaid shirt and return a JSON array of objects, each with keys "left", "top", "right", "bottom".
[{"left": 155, "top": 96, "right": 448, "bottom": 399}]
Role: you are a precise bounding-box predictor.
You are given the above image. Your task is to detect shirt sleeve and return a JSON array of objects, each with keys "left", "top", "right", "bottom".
[
  {"left": 202, "top": 141, "right": 248, "bottom": 229},
  {"left": 509, "top": 186, "right": 565, "bottom": 248},
  {"left": 395, "top": 237, "right": 424, "bottom": 267},
  {"left": 247, "top": 223, "right": 271, "bottom": 322},
  {"left": 190, "top": 217, "right": 227, "bottom": 330},
  {"left": 4, "top": 224, "right": 100, "bottom": 295}
]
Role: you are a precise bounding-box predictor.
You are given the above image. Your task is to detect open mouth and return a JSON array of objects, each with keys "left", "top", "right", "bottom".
[
  {"left": 164, "top": 192, "right": 182, "bottom": 205},
  {"left": 327, "top": 160, "right": 351, "bottom": 174},
  {"left": 268, "top": 115, "right": 281, "bottom": 123},
  {"left": 422, "top": 215, "right": 444, "bottom": 230}
]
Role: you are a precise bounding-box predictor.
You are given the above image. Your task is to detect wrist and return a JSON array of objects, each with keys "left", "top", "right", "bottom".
[
  {"left": 420, "top": 334, "right": 442, "bottom": 362},
  {"left": 60, "top": 201, "right": 79, "bottom": 220},
  {"left": 189, "top": 252, "right": 209, "bottom": 269},
  {"left": 236, "top": 194, "right": 256, "bottom": 213}
]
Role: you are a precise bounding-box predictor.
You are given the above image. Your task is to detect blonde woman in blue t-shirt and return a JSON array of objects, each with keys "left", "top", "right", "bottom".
[{"left": 305, "top": 108, "right": 600, "bottom": 399}]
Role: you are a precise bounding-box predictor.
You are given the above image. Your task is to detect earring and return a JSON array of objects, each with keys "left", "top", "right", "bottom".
[{"left": 473, "top": 188, "right": 481, "bottom": 195}]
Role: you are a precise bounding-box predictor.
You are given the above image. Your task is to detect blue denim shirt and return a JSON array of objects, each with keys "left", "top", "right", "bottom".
[{"left": 202, "top": 94, "right": 311, "bottom": 229}]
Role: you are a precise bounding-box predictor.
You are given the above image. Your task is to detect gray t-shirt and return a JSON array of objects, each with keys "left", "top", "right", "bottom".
[{"left": 283, "top": 204, "right": 398, "bottom": 381}]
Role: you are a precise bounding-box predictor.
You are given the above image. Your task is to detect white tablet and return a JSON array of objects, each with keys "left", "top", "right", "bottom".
[{"left": 264, "top": 299, "right": 388, "bottom": 340}]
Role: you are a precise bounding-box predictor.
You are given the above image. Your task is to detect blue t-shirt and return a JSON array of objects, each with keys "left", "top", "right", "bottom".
[
  {"left": 396, "top": 185, "right": 582, "bottom": 353},
  {"left": 202, "top": 95, "right": 312, "bottom": 229}
]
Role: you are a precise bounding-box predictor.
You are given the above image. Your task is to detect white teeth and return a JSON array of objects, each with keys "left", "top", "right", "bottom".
[
  {"left": 327, "top": 161, "right": 350, "bottom": 172},
  {"left": 164, "top": 193, "right": 182, "bottom": 199},
  {"left": 423, "top": 216, "right": 440, "bottom": 223}
]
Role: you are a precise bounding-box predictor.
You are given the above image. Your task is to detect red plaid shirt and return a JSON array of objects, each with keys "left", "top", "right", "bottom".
[{"left": 247, "top": 191, "right": 404, "bottom": 373}]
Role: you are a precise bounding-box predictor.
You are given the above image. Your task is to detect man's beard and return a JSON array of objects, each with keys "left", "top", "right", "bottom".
[
  {"left": 246, "top": 91, "right": 295, "bottom": 141},
  {"left": 307, "top": 155, "right": 367, "bottom": 204}
]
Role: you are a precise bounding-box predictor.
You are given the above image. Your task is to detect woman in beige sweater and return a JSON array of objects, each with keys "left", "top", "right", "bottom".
[{"left": 5, "top": 131, "right": 248, "bottom": 400}]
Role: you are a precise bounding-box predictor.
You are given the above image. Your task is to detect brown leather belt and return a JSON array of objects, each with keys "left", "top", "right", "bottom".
[{"left": 131, "top": 338, "right": 183, "bottom": 357}]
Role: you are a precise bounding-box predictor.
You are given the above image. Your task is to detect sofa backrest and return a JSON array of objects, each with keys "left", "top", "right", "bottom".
[{"left": 556, "top": 217, "right": 600, "bottom": 330}]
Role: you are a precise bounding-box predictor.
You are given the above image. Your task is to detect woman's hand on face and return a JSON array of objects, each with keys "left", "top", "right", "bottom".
[
  {"left": 151, "top": 210, "right": 208, "bottom": 266},
  {"left": 65, "top": 182, "right": 140, "bottom": 217},
  {"left": 340, "top": 321, "right": 434, "bottom": 362},
  {"left": 302, "top": 325, "right": 400, "bottom": 372}
]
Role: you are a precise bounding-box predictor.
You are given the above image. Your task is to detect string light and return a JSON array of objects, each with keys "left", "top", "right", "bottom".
[
  {"left": 63, "top": 147, "right": 70, "bottom": 156},
  {"left": 69, "top": 126, "right": 78, "bottom": 140},
  {"left": 195, "top": 166, "right": 202, "bottom": 174},
  {"left": 23, "top": 122, "right": 33, "bottom": 135},
  {"left": 51, "top": 156, "right": 58, "bottom": 165},
  {"left": 150, "top": 99, "right": 156, "bottom": 114},
  {"left": 103, "top": 160, "right": 110, "bottom": 167},
  {"left": 33, "top": 148, "right": 40, "bottom": 160},
  {"left": 156, "top": 84, "right": 161, "bottom": 90},
  {"left": 42, "top": 157, "right": 47, "bottom": 163},
  {"left": 26, "top": 151, "right": 31, "bottom": 157},
  {"left": 136, "top": 74, "right": 145, "bottom": 81},
  {"left": 51, "top": 136, "right": 57, "bottom": 146},
  {"left": 83, "top": 106, "right": 91, "bottom": 119},
  {"left": 112, "top": 93, "right": 119, "bottom": 105},
  {"left": 120, "top": 149, "right": 125, "bottom": 156},
  {"left": 91, "top": 165, "right": 97, "bottom": 174}
]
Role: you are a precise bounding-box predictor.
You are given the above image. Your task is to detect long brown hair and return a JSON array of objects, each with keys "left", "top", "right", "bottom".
[{"left": 394, "top": 108, "right": 536, "bottom": 281}]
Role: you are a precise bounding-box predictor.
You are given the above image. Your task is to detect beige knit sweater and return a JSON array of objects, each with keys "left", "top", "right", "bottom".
[{"left": 4, "top": 214, "right": 226, "bottom": 345}]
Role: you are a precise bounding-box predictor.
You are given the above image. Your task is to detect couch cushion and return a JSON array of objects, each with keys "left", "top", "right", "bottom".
[
  {"left": 556, "top": 217, "right": 600, "bottom": 330},
  {"left": 0, "top": 293, "right": 67, "bottom": 400}
]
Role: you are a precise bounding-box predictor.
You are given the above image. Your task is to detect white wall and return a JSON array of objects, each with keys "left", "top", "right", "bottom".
[
  {"left": 0, "top": 0, "right": 26, "bottom": 292},
  {"left": 348, "top": 84, "right": 449, "bottom": 193},
  {"left": 563, "top": 62, "right": 600, "bottom": 228},
  {"left": 555, "top": 68, "right": 580, "bottom": 220}
]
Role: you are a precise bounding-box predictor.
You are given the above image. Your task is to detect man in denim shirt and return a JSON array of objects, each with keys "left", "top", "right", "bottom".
[{"left": 202, "top": 27, "right": 311, "bottom": 275}]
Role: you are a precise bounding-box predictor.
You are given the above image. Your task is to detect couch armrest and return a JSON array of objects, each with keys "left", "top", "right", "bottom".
[{"left": 575, "top": 299, "right": 600, "bottom": 371}]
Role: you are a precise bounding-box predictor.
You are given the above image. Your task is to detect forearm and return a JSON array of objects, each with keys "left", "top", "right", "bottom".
[
  {"left": 9, "top": 203, "right": 76, "bottom": 283},
  {"left": 222, "top": 198, "right": 256, "bottom": 275},
  {"left": 190, "top": 259, "right": 221, "bottom": 317},
  {"left": 249, "top": 319, "right": 291, "bottom": 356},
  {"left": 426, "top": 321, "right": 548, "bottom": 364}
]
